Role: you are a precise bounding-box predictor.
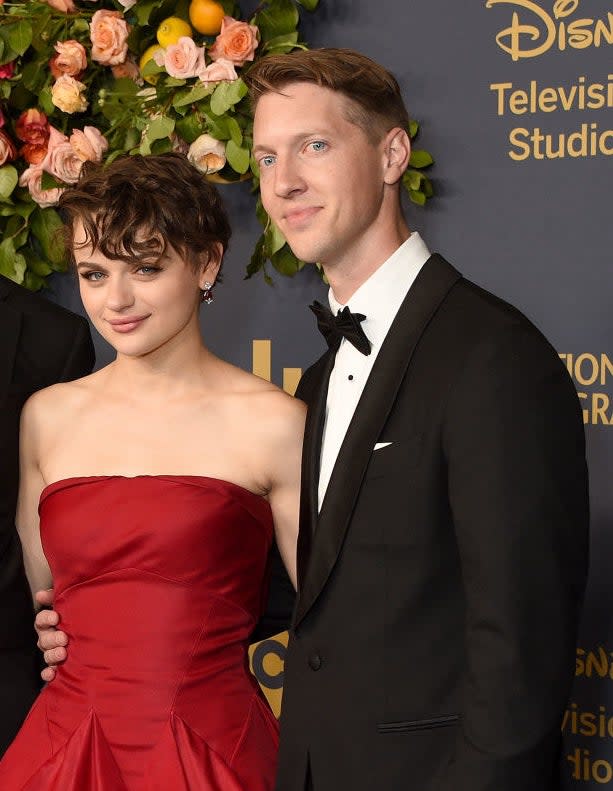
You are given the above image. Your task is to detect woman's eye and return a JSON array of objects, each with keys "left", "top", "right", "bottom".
[
  {"left": 136, "top": 266, "right": 162, "bottom": 276},
  {"left": 81, "top": 271, "right": 105, "bottom": 282}
]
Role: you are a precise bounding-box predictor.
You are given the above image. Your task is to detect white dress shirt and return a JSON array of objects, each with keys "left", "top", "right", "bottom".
[{"left": 317, "top": 232, "right": 431, "bottom": 510}]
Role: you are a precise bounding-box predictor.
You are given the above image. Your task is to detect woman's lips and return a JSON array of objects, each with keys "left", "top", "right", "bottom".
[{"left": 106, "top": 315, "right": 149, "bottom": 333}]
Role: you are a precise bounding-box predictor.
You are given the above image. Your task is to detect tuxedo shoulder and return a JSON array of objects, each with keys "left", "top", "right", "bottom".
[
  {"left": 446, "top": 276, "right": 554, "bottom": 349},
  {"left": 1, "top": 275, "right": 88, "bottom": 331}
]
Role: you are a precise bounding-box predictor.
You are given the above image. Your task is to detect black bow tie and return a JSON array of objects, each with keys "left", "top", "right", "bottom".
[{"left": 309, "top": 300, "right": 371, "bottom": 356}]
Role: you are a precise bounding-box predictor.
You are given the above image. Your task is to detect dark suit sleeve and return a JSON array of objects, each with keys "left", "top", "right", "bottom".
[
  {"left": 439, "top": 325, "right": 589, "bottom": 791},
  {"left": 57, "top": 316, "right": 95, "bottom": 381}
]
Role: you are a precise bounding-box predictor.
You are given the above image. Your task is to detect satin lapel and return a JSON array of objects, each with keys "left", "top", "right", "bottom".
[
  {"left": 296, "top": 349, "right": 336, "bottom": 592},
  {"left": 0, "top": 286, "right": 21, "bottom": 398},
  {"left": 294, "top": 255, "right": 462, "bottom": 626}
]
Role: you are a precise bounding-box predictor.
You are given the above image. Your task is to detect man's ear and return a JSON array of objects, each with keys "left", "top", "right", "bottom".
[
  {"left": 383, "top": 127, "right": 411, "bottom": 185},
  {"left": 199, "top": 242, "right": 223, "bottom": 289}
]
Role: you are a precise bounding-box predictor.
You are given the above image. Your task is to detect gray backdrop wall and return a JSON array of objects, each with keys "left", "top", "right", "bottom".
[{"left": 47, "top": 1, "right": 612, "bottom": 786}]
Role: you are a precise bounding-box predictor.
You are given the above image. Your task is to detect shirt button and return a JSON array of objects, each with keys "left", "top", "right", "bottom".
[{"left": 308, "top": 654, "right": 322, "bottom": 671}]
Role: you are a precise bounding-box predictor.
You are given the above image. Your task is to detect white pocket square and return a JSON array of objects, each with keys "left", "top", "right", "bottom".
[{"left": 373, "top": 442, "right": 392, "bottom": 451}]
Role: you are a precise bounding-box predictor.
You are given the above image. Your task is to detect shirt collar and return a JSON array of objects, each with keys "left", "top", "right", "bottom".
[{"left": 328, "top": 232, "right": 431, "bottom": 350}]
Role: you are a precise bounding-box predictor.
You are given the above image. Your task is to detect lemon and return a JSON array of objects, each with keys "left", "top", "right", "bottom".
[
  {"left": 156, "top": 16, "right": 193, "bottom": 48},
  {"left": 139, "top": 44, "right": 164, "bottom": 85},
  {"left": 189, "top": 0, "right": 225, "bottom": 36}
]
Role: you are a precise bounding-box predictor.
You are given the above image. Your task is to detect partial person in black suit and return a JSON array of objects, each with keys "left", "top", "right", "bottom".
[
  {"left": 0, "top": 274, "right": 93, "bottom": 754},
  {"left": 245, "top": 49, "right": 589, "bottom": 791}
]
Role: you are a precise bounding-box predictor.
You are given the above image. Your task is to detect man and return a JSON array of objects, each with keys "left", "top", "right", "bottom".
[
  {"left": 37, "top": 48, "right": 588, "bottom": 791},
  {"left": 246, "top": 49, "right": 589, "bottom": 790},
  {"left": 0, "top": 273, "right": 93, "bottom": 754}
]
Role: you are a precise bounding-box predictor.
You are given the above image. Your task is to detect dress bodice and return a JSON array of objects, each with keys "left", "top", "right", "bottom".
[{"left": 0, "top": 475, "right": 279, "bottom": 790}]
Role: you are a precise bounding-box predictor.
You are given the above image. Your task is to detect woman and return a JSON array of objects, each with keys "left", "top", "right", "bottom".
[{"left": 0, "top": 153, "right": 304, "bottom": 790}]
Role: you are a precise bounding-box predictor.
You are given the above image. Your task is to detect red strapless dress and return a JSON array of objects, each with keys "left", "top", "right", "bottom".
[{"left": 0, "top": 475, "right": 279, "bottom": 790}]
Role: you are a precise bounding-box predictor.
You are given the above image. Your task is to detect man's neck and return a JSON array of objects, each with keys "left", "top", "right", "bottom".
[{"left": 324, "top": 223, "right": 412, "bottom": 306}]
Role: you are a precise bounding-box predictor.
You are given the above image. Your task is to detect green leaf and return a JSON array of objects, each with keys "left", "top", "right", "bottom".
[
  {"left": 409, "top": 149, "right": 433, "bottom": 168},
  {"left": 210, "top": 79, "right": 248, "bottom": 116},
  {"left": 173, "top": 82, "right": 214, "bottom": 108},
  {"left": 0, "top": 238, "right": 26, "bottom": 282},
  {"left": 40, "top": 171, "right": 63, "bottom": 191},
  {"left": 30, "top": 207, "right": 66, "bottom": 267},
  {"left": 175, "top": 114, "right": 205, "bottom": 144},
  {"left": 39, "top": 86, "right": 54, "bottom": 116},
  {"left": 134, "top": 0, "right": 160, "bottom": 26},
  {"left": 266, "top": 221, "right": 286, "bottom": 256},
  {"left": 402, "top": 169, "right": 422, "bottom": 191},
  {"left": 226, "top": 116, "right": 243, "bottom": 147},
  {"left": 271, "top": 244, "right": 301, "bottom": 276},
  {"left": 22, "top": 247, "right": 52, "bottom": 277},
  {"left": 0, "top": 166, "right": 18, "bottom": 201},
  {"left": 21, "top": 60, "right": 46, "bottom": 93},
  {"left": 203, "top": 113, "right": 231, "bottom": 140},
  {"left": 254, "top": 0, "right": 299, "bottom": 40},
  {"left": 408, "top": 120, "right": 419, "bottom": 139},
  {"left": 22, "top": 270, "right": 46, "bottom": 291},
  {"left": 408, "top": 189, "right": 426, "bottom": 206},
  {"left": 225, "top": 139, "right": 250, "bottom": 174},
  {"left": 296, "top": 0, "right": 319, "bottom": 8},
  {"left": 7, "top": 20, "right": 33, "bottom": 56},
  {"left": 262, "top": 31, "right": 299, "bottom": 53},
  {"left": 164, "top": 77, "right": 187, "bottom": 88},
  {"left": 146, "top": 116, "right": 175, "bottom": 141}
]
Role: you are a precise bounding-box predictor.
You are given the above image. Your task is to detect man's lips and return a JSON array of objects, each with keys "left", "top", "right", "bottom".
[
  {"left": 106, "top": 315, "right": 150, "bottom": 333},
  {"left": 283, "top": 206, "right": 321, "bottom": 227}
]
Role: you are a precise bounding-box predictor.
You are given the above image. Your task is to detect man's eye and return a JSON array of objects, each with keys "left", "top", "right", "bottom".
[
  {"left": 309, "top": 141, "right": 327, "bottom": 152},
  {"left": 260, "top": 155, "right": 276, "bottom": 168}
]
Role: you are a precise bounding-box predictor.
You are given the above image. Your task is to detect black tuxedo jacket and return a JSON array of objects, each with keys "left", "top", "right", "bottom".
[
  {"left": 275, "top": 255, "right": 589, "bottom": 791},
  {"left": 0, "top": 275, "right": 94, "bottom": 754}
]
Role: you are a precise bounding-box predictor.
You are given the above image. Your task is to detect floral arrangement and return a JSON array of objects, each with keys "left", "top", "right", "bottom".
[{"left": 0, "top": 0, "right": 434, "bottom": 290}]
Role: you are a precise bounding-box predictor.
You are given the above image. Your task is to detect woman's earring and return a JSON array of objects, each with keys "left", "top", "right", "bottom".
[{"left": 201, "top": 281, "right": 214, "bottom": 304}]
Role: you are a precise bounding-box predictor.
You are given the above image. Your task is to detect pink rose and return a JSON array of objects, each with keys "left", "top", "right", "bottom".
[
  {"left": 157, "top": 37, "right": 205, "bottom": 80},
  {"left": 46, "top": 141, "right": 84, "bottom": 184},
  {"left": 208, "top": 16, "right": 258, "bottom": 66},
  {"left": 198, "top": 58, "right": 237, "bottom": 85},
  {"left": 52, "top": 40, "right": 87, "bottom": 77},
  {"left": 70, "top": 126, "right": 108, "bottom": 162},
  {"left": 51, "top": 74, "right": 88, "bottom": 113},
  {"left": 0, "top": 130, "right": 17, "bottom": 165},
  {"left": 0, "top": 61, "right": 15, "bottom": 79},
  {"left": 90, "top": 10, "right": 129, "bottom": 66},
  {"left": 15, "top": 109, "right": 49, "bottom": 145},
  {"left": 187, "top": 134, "right": 226, "bottom": 175},
  {"left": 19, "top": 167, "right": 64, "bottom": 208},
  {"left": 40, "top": 125, "right": 69, "bottom": 170},
  {"left": 111, "top": 56, "right": 142, "bottom": 83},
  {"left": 42, "top": 0, "right": 76, "bottom": 12}
]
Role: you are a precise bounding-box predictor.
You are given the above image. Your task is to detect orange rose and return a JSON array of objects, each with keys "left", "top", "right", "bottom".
[
  {"left": 15, "top": 109, "right": 50, "bottom": 146},
  {"left": 208, "top": 16, "right": 259, "bottom": 66},
  {"left": 90, "top": 10, "right": 129, "bottom": 66},
  {"left": 21, "top": 143, "right": 48, "bottom": 165}
]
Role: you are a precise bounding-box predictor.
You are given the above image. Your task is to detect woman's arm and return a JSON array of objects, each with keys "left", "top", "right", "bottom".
[{"left": 16, "top": 395, "right": 52, "bottom": 602}]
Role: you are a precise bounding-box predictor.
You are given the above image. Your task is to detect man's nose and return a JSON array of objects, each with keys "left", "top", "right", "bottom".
[{"left": 273, "top": 157, "right": 306, "bottom": 198}]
